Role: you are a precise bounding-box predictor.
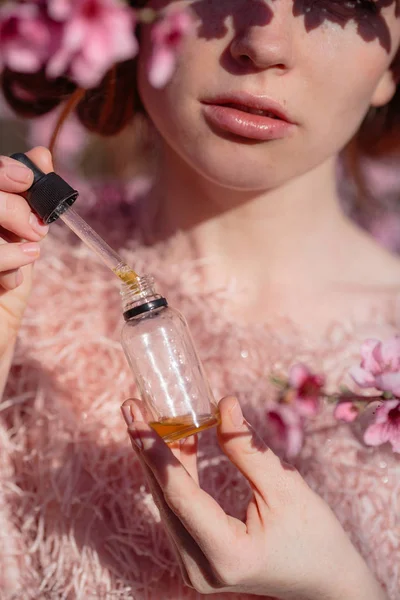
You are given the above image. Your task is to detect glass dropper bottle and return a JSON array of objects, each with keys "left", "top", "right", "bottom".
[{"left": 11, "top": 153, "right": 219, "bottom": 442}]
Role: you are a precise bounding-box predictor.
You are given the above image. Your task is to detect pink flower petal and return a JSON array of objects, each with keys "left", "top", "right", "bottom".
[
  {"left": 375, "top": 371, "right": 400, "bottom": 397},
  {"left": 295, "top": 396, "right": 320, "bottom": 417},
  {"left": 334, "top": 401, "right": 359, "bottom": 423},
  {"left": 47, "top": 48, "right": 71, "bottom": 79},
  {"left": 6, "top": 48, "right": 42, "bottom": 73},
  {"left": 288, "top": 363, "right": 310, "bottom": 389},
  {"left": 364, "top": 423, "right": 390, "bottom": 447},
  {"left": 372, "top": 400, "right": 400, "bottom": 423},
  {"left": 266, "top": 403, "right": 304, "bottom": 458},
  {"left": 349, "top": 365, "right": 377, "bottom": 389},
  {"left": 148, "top": 46, "right": 176, "bottom": 88},
  {"left": 48, "top": 0, "right": 73, "bottom": 22},
  {"left": 360, "top": 339, "right": 382, "bottom": 375},
  {"left": 363, "top": 400, "right": 400, "bottom": 451},
  {"left": 286, "top": 422, "right": 304, "bottom": 458},
  {"left": 380, "top": 336, "right": 400, "bottom": 371},
  {"left": 48, "top": 0, "right": 138, "bottom": 89},
  {"left": 147, "top": 8, "right": 193, "bottom": 88},
  {"left": 0, "top": 3, "right": 58, "bottom": 74}
]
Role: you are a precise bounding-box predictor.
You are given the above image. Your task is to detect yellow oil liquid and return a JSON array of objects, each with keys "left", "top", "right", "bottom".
[
  {"left": 149, "top": 412, "right": 220, "bottom": 443},
  {"left": 113, "top": 265, "right": 139, "bottom": 288}
]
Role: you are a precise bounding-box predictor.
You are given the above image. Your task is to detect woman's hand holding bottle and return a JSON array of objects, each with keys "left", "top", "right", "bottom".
[
  {"left": 121, "top": 396, "right": 388, "bottom": 600},
  {"left": 0, "top": 147, "right": 52, "bottom": 359}
]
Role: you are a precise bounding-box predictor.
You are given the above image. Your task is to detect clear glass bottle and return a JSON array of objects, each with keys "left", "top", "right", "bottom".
[{"left": 120, "top": 276, "right": 219, "bottom": 443}]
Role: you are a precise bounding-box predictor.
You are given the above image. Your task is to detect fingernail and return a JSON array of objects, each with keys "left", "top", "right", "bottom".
[
  {"left": 229, "top": 401, "right": 243, "bottom": 429},
  {"left": 20, "top": 242, "right": 40, "bottom": 257},
  {"left": 121, "top": 404, "right": 133, "bottom": 426},
  {"left": 8, "top": 164, "right": 32, "bottom": 184},
  {"left": 128, "top": 427, "right": 144, "bottom": 451},
  {"left": 29, "top": 212, "right": 49, "bottom": 236}
]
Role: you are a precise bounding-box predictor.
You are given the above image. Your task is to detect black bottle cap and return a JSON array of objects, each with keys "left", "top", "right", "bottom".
[{"left": 11, "top": 153, "right": 79, "bottom": 224}]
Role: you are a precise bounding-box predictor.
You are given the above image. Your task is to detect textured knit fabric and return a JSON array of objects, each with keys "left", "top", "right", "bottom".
[{"left": 1, "top": 186, "right": 399, "bottom": 600}]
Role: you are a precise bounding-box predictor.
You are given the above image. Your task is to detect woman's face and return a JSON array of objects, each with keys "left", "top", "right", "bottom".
[{"left": 138, "top": 0, "right": 400, "bottom": 191}]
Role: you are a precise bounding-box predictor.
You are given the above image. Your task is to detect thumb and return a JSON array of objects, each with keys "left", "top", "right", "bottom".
[{"left": 217, "top": 397, "right": 290, "bottom": 507}]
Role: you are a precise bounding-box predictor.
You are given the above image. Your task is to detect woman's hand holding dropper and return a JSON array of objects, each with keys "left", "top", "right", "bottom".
[
  {"left": 0, "top": 147, "right": 52, "bottom": 373},
  {"left": 121, "top": 396, "right": 388, "bottom": 600}
]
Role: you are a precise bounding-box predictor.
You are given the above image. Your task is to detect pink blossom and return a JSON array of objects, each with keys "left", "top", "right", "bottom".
[
  {"left": 364, "top": 400, "right": 400, "bottom": 452},
  {"left": 0, "top": 2, "right": 60, "bottom": 74},
  {"left": 47, "top": 0, "right": 73, "bottom": 22},
  {"left": 148, "top": 9, "right": 193, "bottom": 88},
  {"left": 334, "top": 401, "right": 358, "bottom": 423},
  {"left": 287, "top": 363, "right": 324, "bottom": 417},
  {"left": 47, "top": 0, "right": 138, "bottom": 89},
  {"left": 265, "top": 403, "right": 304, "bottom": 458},
  {"left": 350, "top": 337, "right": 400, "bottom": 396}
]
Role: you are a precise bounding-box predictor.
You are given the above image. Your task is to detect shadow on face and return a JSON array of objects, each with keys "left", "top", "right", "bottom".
[{"left": 190, "top": 0, "right": 399, "bottom": 53}]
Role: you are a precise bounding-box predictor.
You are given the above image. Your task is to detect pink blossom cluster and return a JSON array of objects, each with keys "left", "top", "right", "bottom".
[
  {"left": 0, "top": 0, "right": 193, "bottom": 90},
  {"left": 269, "top": 336, "right": 400, "bottom": 457}
]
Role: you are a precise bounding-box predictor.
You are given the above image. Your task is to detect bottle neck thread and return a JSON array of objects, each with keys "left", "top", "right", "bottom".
[{"left": 121, "top": 275, "right": 167, "bottom": 321}]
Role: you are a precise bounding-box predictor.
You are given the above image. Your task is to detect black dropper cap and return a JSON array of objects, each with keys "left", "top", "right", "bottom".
[{"left": 11, "top": 153, "right": 79, "bottom": 224}]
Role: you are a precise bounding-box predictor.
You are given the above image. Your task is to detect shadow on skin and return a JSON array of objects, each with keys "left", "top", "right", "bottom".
[
  {"left": 191, "top": 0, "right": 398, "bottom": 54},
  {"left": 133, "top": 411, "right": 298, "bottom": 493},
  {"left": 191, "top": 0, "right": 273, "bottom": 40}
]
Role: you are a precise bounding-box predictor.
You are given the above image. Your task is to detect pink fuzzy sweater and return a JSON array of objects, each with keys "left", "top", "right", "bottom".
[{"left": 2, "top": 188, "right": 400, "bottom": 600}]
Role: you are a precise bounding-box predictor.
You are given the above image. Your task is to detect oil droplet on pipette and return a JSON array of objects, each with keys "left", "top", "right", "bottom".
[
  {"left": 149, "top": 412, "right": 220, "bottom": 444},
  {"left": 113, "top": 265, "right": 139, "bottom": 288}
]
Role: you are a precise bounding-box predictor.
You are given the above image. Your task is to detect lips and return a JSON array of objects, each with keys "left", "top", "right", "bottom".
[
  {"left": 201, "top": 93, "right": 295, "bottom": 141},
  {"left": 202, "top": 92, "right": 293, "bottom": 123},
  {"left": 222, "top": 103, "right": 282, "bottom": 119}
]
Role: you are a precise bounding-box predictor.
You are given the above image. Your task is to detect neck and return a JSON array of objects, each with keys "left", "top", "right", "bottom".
[{"left": 150, "top": 148, "right": 352, "bottom": 291}]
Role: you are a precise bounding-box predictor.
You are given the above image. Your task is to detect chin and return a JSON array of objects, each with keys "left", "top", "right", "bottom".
[
  {"left": 190, "top": 157, "right": 281, "bottom": 191},
  {"left": 176, "top": 138, "right": 297, "bottom": 191}
]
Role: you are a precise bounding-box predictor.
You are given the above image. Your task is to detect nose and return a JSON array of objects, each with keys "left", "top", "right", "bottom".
[{"left": 229, "top": 4, "right": 293, "bottom": 72}]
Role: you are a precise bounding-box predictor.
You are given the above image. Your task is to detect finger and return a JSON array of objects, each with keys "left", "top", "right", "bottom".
[
  {"left": 121, "top": 401, "right": 215, "bottom": 588},
  {"left": 0, "top": 192, "right": 49, "bottom": 242},
  {"left": 0, "top": 268, "right": 23, "bottom": 291},
  {"left": 217, "top": 397, "right": 293, "bottom": 509},
  {"left": 25, "top": 147, "right": 54, "bottom": 174},
  {"left": 141, "top": 459, "right": 218, "bottom": 593},
  {"left": 0, "top": 242, "right": 40, "bottom": 274},
  {"left": 122, "top": 400, "right": 200, "bottom": 483},
  {"left": 169, "top": 435, "right": 199, "bottom": 485},
  {"left": 140, "top": 458, "right": 206, "bottom": 582},
  {"left": 120, "top": 400, "right": 246, "bottom": 561},
  {"left": 0, "top": 146, "right": 53, "bottom": 194},
  {"left": 0, "top": 156, "right": 33, "bottom": 193}
]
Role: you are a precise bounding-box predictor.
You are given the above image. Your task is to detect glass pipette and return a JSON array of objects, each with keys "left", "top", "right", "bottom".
[{"left": 10, "top": 152, "right": 139, "bottom": 287}]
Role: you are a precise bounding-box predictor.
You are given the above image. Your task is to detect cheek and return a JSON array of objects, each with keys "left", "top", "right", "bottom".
[
  {"left": 137, "top": 24, "right": 213, "bottom": 145},
  {"left": 300, "top": 29, "right": 394, "bottom": 142}
]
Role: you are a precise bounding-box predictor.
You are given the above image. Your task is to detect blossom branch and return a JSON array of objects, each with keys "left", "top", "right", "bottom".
[{"left": 269, "top": 336, "right": 400, "bottom": 457}]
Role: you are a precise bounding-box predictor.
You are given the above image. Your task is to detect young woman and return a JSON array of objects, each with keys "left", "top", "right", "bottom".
[{"left": 0, "top": 2, "right": 399, "bottom": 598}]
